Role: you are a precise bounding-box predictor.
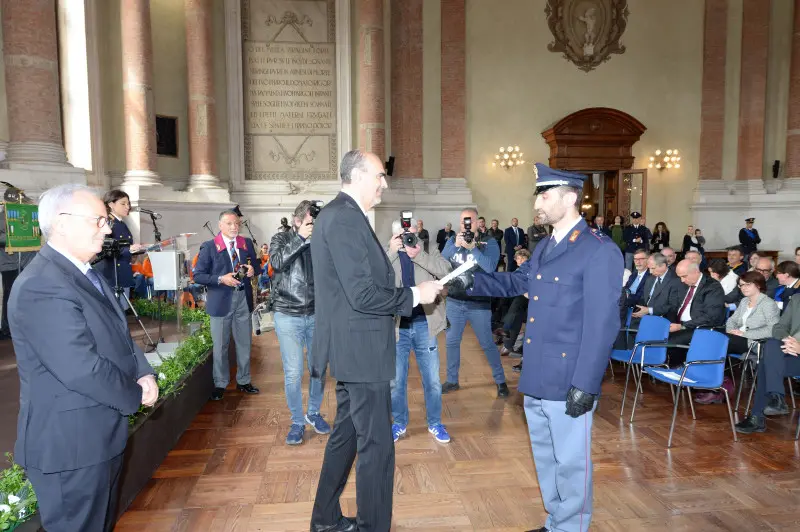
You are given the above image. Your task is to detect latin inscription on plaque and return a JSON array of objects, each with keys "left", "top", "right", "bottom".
[{"left": 243, "top": 0, "right": 338, "bottom": 181}]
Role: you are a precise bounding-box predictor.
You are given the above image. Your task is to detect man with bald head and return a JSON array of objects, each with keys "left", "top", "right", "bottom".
[
  {"left": 10, "top": 184, "right": 156, "bottom": 531},
  {"left": 755, "top": 257, "right": 780, "bottom": 298},
  {"left": 665, "top": 259, "right": 726, "bottom": 365},
  {"left": 310, "top": 150, "right": 443, "bottom": 532}
]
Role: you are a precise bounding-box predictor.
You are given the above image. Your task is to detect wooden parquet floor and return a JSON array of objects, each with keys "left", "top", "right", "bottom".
[{"left": 118, "top": 326, "right": 800, "bottom": 531}]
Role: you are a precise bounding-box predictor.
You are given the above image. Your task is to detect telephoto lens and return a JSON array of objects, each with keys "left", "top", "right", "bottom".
[{"left": 401, "top": 232, "right": 419, "bottom": 248}]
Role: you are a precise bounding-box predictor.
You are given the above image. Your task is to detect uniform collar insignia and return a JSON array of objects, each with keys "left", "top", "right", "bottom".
[
  {"left": 213, "top": 233, "right": 246, "bottom": 252},
  {"left": 569, "top": 229, "right": 580, "bottom": 243}
]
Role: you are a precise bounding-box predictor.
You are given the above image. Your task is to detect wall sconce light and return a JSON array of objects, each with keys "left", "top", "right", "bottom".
[
  {"left": 648, "top": 149, "right": 680, "bottom": 170},
  {"left": 493, "top": 145, "right": 524, "bottom": 169}
]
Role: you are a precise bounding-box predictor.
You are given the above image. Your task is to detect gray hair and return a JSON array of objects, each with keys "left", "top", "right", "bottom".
[
  {"left": 219, "top": 209, "right": 239, "bottom": 220},
  {"left": 340, "top": 149, "right": 369, "bottom": 183},
  {"left": 685, "top": 250, "right": 702, "bottom": 261},
  {"left": 650, "top": 252, "right": 668, "bottom": 267},
  {"left": 757, "top": 256, "right": 775, "bottom": 269},
  {"left": 461, "top": 207, "right": 478, "bottom": 219},
  {"left": 38, "top": 183, "right": 101, "bottom": 240},
  {"left": 686, "top": 261, "right": 700, "bottom": 272},
  {"left": 391, "top": 218, "right": 417, "bottom": 234}
]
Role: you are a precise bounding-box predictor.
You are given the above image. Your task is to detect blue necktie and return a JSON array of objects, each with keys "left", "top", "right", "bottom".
[
  {"left": 630, "top": 273, "right": 643, "bottom": 293},
  {"left": 85, "top": 268, "right": 105, "bottom": 296}
]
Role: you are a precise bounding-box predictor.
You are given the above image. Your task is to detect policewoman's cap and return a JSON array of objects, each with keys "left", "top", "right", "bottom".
[{"left": 533, "top": 163, "right": 587, "bottom": 193}]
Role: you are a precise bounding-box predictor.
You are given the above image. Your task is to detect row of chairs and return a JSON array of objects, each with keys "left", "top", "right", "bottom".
[{"left": 609, "top": 314, "right": 800, "bottom": 447}]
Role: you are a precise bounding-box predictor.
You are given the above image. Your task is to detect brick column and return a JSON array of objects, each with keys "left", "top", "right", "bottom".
[
  {"left": 698, "top": 0, "right": 727, "bottom": 180},
  {"left": 121, "top": 0, "right": 160, "bottom": 186},
  {"left": 1, "top": 0, "right": 69, "bottom": 166},
  {"left": 391, "top": 0, "right": 423, "bottom": 177},
  {"left": 736, "top": 0, "right": 771, "bottom": 180},
  {"left": 357, "top": 0, "right": 385, "bottom": 161},
  {"left": 441, "top": 0, "right": 465, "bottom": 179},
  {"left": 185, "top": 0, "right": 219, "bottom": 189},
  {"left": 786, "top": 0, "right": 800, "bottom": 178}
]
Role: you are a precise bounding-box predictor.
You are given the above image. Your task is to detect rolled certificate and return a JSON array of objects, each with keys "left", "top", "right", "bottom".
[{"left": 437, "top": 255, "right": 477, "bottom": 285}]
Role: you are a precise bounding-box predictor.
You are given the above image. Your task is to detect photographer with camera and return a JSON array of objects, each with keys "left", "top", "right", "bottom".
[
  {"left": 194, "top": 210, "right": 261, "bottom": 401},
  {"left": 269, "top": 200, "right": 330, "bottom": 446},
  {"left": 386, "top": 213, "right": 453, "bottom": 444},
  {"left": 441, "top": 208, "right": 509, "bottom": 397},
  {"left": 94, "top": 190, "right": 145, "bottom": 309}
]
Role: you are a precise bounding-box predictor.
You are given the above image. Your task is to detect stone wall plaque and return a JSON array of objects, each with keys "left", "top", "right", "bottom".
[
  {"left": 544, "top": 0, "right": 629, "bottom": 73},
  {"left": 243, "top": 0, "right": 338, "bottom": 181}
]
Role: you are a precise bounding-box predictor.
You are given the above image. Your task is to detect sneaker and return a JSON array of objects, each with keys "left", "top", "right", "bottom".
[
  {"left": 512, "top": 363, "right": 522, "bottom": 373},
  {"left": 392, "top": 423, "right": 407, "bottom": 443},
  {"left": 763, "top": 395, "right": 789, "bottom": 416},
  {"left": 428, "top": 424, "right": 450, "bottom": 443},
  {"left": 441, "top": 382, "right": 460, "bottom": 394},
  {"left": 735, "top": 415, "right": 766, "bottom": 434},
  {"left": 305, "top": 413, "right": 331, "bottom": 434},
  {"left": 497, "top": 383, "right": 510, "bottom": 397},
  {"left": 286, "top": 424, "right": 305, "bottom": 445}
]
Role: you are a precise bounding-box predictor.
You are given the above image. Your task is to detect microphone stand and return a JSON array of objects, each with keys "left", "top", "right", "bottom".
[
  {"left": 144, "top": 211, "right": 166, "bottom": 347},
  {"left": 203, "top": 221, "right": 215, "bottom": 237},
  {"left": 242, "top": 219, "right": 258, "bottom": 246},
  {"left": 150, "top": 212, "right": 162, "bottom": 243}
]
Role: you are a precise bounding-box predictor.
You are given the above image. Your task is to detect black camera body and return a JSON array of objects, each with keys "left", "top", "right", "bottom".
[
  {"left": 400, "top": 211, "right": 418, "bottom": 248},
  {"left": 95, "top": 236, "right": 132, "bottom": 261},
  {"left": 309, "top": 200, "right": 324, "bottom": 219},
  {"left": 463, "top": 217, "right": 475, "bottom": 244}
]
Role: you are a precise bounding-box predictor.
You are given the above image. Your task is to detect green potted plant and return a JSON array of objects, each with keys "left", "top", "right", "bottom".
[{"left": 0, "top": 454, "right": 37, "bottom": 532}]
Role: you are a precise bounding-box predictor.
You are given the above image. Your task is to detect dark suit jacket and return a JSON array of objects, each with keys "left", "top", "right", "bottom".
[
  {"left": 503, "top": 226, "right": 525, "bottom": 257},
  {"left": 679, "top": 274, "right": 726, "bottom": 330},
  {"left": 193, "top": 233, "right": 260, "bottom": 317},
  {"left": 436, "top": 228, "right": 455, "bottom": 252},
  {"left": 9, "top": 244, "right": 153, "bottom": 473},
  {"left": 95, "top": 217, "right": 135, "bottom": 288},
  {"left": 640, "top": 270, "right": 685, "bottom": 322},
  {"left": 623, "top": 269, "right": 651, "bottom": 308},
  {"left": 310, "top": 192, "right": 413, "bottom": 382}
]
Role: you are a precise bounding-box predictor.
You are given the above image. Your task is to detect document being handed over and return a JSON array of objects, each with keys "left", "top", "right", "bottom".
[{"left": 437, "top": 255, "right": 476, "bottom": 286}]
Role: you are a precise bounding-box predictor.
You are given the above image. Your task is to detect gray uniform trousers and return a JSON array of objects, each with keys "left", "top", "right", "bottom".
[
  {"left": 210, "top": 288, "right": 252, "bottom": 388},
  {"left": 524, "top": 395, "right": 596, "bottom": 532}
]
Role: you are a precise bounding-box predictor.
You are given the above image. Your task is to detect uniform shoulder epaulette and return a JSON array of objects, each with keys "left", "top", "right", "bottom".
[{"left": 589, "top": 228, "right": 608, "bottom": 241}]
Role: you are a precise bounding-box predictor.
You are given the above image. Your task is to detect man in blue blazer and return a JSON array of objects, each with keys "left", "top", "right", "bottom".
[
  {"left": 193, "top": 209, "right": 261, "bottom": 400},
  {"left": 10, "top": 184, "right": 157, "bottom": 532},
  {"left": 503, "top": 218, "right": 525, "bottom": 271},
  {"left": 461, "top": 164, "right": 622, "bottom": 532}
]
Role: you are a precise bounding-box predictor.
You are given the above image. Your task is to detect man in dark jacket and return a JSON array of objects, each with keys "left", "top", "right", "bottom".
[{"left": 269, "top": 200, "right": 329, "bottom": 446}]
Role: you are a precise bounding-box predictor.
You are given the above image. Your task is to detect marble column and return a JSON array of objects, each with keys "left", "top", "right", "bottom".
[
  {"left": 785, "top": 0, "right": 800, "bottom": 178},
  {"left": 185, "top": 0, "right": 219, "bottom": 189},
  {"left": 1, "top": 0, "right": 69, "bottom": 166},
  {"left": 121, "top": 0, "right": 159, "bottom": 186},
  {"left": 357, "top": 0, "right": 385, "bottom": 161}
]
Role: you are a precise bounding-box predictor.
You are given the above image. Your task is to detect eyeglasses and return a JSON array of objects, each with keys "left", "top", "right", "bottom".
[
  {"left": 59, "top": 213, "right": 110, "bottom": 228},
  {"left": 756, "top": 268, "right": 773, "bottom": 274}
]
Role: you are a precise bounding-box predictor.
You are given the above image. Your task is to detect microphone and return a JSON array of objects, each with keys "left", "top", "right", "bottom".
[{"left": 137, "top": 208, "right": 162, "bottom": 219}]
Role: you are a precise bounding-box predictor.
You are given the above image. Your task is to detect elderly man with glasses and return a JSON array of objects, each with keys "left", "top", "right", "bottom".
[{"left": 755, "top": 257, "right": 780, "bottom": 299}]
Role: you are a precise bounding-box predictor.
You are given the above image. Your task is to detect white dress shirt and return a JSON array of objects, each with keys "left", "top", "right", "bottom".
[
  {"left": 47, "top": 241, "right": 91, "bottom": 275},
  {"left": 720, "top": 270, "right": 738, "bottom": 295},
  {"left": 680, "top": 274, "right": 703, "bottom": 322}
]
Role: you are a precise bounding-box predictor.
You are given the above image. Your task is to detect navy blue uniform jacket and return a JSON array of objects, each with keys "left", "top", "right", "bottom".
[
  {"left": 193, "top": 233, "right": 260, "bottom": 317},
  {"left": 95, "top": 217, "right": 135, "bottom": 288},
  {"left": 468, "top": 219, "right": 623, "bottom": 400},
  {"left": 10, "top": 244, "right": 153, "bottom": 473}
]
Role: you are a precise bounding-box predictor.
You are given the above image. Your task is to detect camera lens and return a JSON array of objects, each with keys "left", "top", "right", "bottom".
[{"left": 402, "top": 232, "right": 418, "bottom": 248}]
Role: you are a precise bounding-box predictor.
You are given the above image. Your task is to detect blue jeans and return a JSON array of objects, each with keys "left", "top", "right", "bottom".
[
  {"left": 445, "top": 298, "right": 506, "bottom": 385},
  {"left": 391, "top": 316, "right": 442, "bottom": 427},
  {"left": 273, "top": 312, "right": 326, "bottom": 426}
]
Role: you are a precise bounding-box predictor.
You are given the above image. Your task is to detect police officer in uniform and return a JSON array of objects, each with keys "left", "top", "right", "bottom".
[
  {"left": 739, "top": 217, "right": 761, "bottom": 255},
  {"left": 461, "top": 164, "right": 622, "bottom": 532}
]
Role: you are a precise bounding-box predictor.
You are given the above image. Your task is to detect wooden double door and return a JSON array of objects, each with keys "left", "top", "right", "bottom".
[{"left": 577, "top": 169, "right": 647, "bottom": 223}]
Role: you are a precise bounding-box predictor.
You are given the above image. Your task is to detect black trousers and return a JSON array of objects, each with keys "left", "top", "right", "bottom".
[
  {"left": 502, "top": 296, "right": 527, "bottom": 350},
  {"left": 752, "top": 338, "right": 800, "bottom": 415},
  {"left": 1, "top": 269, "right": 19, "bottom": 334},
  {"left": 26, "top": 453, "right": 124, "bottom": 532},
  {"left": 312, "top": 381, "right": 394, "bottom": 532}
]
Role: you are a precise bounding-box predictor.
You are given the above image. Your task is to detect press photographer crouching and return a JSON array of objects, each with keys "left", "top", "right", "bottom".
[
  {"left": 269, "top": 199, "right": 330, "bottom": 445},
  {"left": 387, "top": 213, "right": 453, "bottom": 444},
  {"left": 94, "top": 190, "right": 145, "bottom": 310}
]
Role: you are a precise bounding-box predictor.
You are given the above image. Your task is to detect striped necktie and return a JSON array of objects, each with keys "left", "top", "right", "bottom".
[{"left": 230, "top": 240, "right": 240, "bottom": 271}]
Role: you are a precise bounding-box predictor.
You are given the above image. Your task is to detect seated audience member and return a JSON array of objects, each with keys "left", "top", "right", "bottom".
[
  {"left": 795, "top": 246, "right": 800, "bottom": 265},
  {"left": 622, "top": 248, "right": 650, "bottom": 309},
  {"left": 748, "top": 251, "right": 761, "bottom": 272},
  {"left": 735, "top": 295, "right": 800, "bottom": 434},
  {"left": 775, "top": 261, "right": 800, "bottom": 312},
  {"left": 696, "top": 271, "right": 780, "bottom": 404},
  {"left": 662, "top": 247, "right": 678, "bottom": 273},
  {"left": 755, "top": 257, "right": 780, "bottom": 299},
  {"left": 498, "top": 249, "right": 531, "bottom": 356},
  {"left": 667, "top": 260, "right": 726, "bottom": 366},
  {"left": 708, "top": 259, "right": 740, "bottom": 305},
  {"left": 684, "top": 249, "right": 705, "bottom": 271},
  {"left": 727, "top": 246, "right": 747, "bottom": 276}
]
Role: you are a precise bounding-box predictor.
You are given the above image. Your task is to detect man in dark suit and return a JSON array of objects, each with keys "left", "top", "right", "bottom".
[
  {"left": 739, "top": 217, "right": 761, "bottom": 255},
  {"left": 9, "top": 184, "right": 157, "bottom": 532},
  {"left": 667, "top": 259, "right": 726, "bottom": 366},
  {"left": 194, "top": 210, "right": 261, "bottom": 401},
  {"left": 632, "top": 252, "right": 685, "bottom": 323},
  {"left": 503, "top": 218, "right": 525, "bottom": 271},
  {"left": 622, "top": 248, "right": 651, "bottom": 310},
  {"left": 309, "top": 150, "right": 443, "bottom": 532},
  {"left": 435, "top": 222, "right": 455, "bottom": 252}
]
